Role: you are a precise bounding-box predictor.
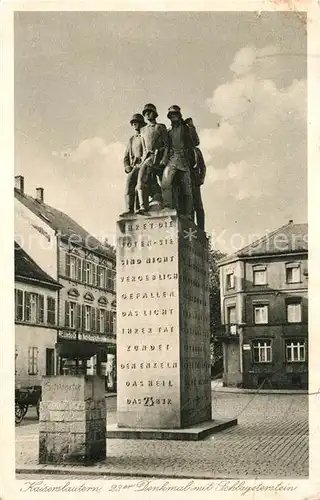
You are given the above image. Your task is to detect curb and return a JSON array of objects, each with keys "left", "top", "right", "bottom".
[
  {"left": 15, "top": 467, "right": 259, "bottom": 480},
  {"left": 211, "top": 386, "right": 307, "bottom": 395}
]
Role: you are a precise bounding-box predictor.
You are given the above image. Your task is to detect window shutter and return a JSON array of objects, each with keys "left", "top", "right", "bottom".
[
  {"left": 76, "top": 304, "right": 81, "bottom": 330},
  {"left": 34, "top": 347, "right": 39, "bottom": 374},
  {"left": 76, "top": 258, "right": 81, "bottom": 281},
  {"left": 112, "top": 270, "right": 116, "bottom": 292},
  {"left": 65, "top": 253, "right": 71, "bottom": 277},
  {"left": 65, "top": 301, "right": 70, "bottom": 328},
  {"left": 93, "top": 264, "right": 97, "bottom": 287},
  {"left": 39, "top": 294, "right": 45, "bottom": 323},
  {"left": 107, "top": 311, "right": 111, "bottom": 333},
  {"left": 28, "top": 347, "right": 33, "bottom": 374},
  {"left": 82, "top": 260, "right": 87, "bottom": 283},
  {"left": 24, "top": 292, "right": 31, "bottom": 322},
  {"left": 112, "top": 312, "right": 116, "bottom": 334},
  {"left": 96, "top": 308, "right": 101, "bottom": 333},
  {"left": 15, "top": 289, "right": 24, "bottom": 321},
  {"left": 105, "top": 310, "right": 108, "bottom": 333},
  {"left": 91, "top": 308, "right": 96, "bottom": 331},
  {"left": 80, "top": 305, "right": 86, "bottom": 331}
]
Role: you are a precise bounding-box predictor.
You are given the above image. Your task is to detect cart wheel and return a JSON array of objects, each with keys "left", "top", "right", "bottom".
[
  {"left": 36, "top": 400, "right": 40, "bottom": 418},
  {"left": 15, "top": 403, "right": 23, "bottom": 425},
  {"left": 21, "top": 404, "right": 28, "bottom": 417}
]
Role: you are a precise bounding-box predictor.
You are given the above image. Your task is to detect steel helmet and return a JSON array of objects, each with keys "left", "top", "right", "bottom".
[
  {"left": 167, "top": 104, "right": 182, "bottom": 119},
  {"left": 142, "top": 103, "right": 158, "bottom": 118},
  {"left": 130, "top": 113, "right": 145, "bottom": 125}
]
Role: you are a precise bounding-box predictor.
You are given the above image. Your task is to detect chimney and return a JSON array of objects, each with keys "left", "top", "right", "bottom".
[
  {"left": 36, "top": 187, "right": 44, "bottom": 203},
  {"left": 15, "top": 175, "right": 24, "bottom": 193},
  {"left": 289, "top": 219, "right": 293, "bottom": 224}
]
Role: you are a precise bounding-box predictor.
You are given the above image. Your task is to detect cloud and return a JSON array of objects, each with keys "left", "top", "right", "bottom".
[
  {"left": 201, "top": 46, "right": 307, "bottom": 206},
  {"left": 52, "top": 137, "right": 126, "bottom": 244}
]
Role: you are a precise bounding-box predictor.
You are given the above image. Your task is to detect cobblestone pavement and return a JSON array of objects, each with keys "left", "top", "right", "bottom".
[{"left": 15, "top": 392, "right": 308, "bottom": 479}]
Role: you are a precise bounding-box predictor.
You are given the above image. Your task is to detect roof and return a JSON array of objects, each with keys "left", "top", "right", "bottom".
[
  {"left": 15, "top": 188, "right": 115, "bottom": 260},
  {"left": 219, "top": 222, "right": 308, "bottom": 265},
  {"left": 15, "top": 243, "right": 62, "bottom": 289}
]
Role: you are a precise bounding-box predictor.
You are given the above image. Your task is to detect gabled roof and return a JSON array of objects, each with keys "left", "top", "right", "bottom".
[
  {"left": 15, "top": 188, "right": 115, "bottom": 260},
  {"left": 219, "top": 222, "right": 308, "bottom": 265},
  {"left": 15, "top": 243, "right": 62, "bottom": 289}
]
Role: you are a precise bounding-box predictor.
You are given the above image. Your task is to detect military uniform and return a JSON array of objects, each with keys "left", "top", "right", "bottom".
[
  {"left": 162, "top": 105, "right": 199, "bottom": 220},
  {"left": 121, "top": 113, "right": 145, "bottom": 215},
  {"left": 136, "top": 104, "right": 169, "bottom": 212}
]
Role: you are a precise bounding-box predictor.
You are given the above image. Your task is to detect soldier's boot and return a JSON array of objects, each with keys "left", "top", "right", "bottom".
[
  {"left": 136, "top": 189, "right": 150, "bottom": 216},
  {"left": 119, "top": 195, "right": 134, "bottom": 217}
]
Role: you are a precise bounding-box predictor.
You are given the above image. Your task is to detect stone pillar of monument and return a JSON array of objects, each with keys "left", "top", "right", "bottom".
[
  {"left": 39, "top": 375, "right": 106, "bottom": 464},
  {"left": 107, "top": 210, "right": 237, "bottom": 440}
]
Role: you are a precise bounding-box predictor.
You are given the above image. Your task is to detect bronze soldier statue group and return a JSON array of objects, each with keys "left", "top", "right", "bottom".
[{"left": 121, "top": 103, "right": 206, "bottom": 231}]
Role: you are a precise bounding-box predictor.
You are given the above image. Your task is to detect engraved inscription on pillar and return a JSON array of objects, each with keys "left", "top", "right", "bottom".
[{"left": 116, "top": 215, "right": 181, "bottom": 428}]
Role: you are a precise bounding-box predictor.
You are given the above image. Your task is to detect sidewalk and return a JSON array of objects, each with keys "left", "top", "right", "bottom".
[{"left": 210, "top": 379, "right": 307, "bottom": 395}]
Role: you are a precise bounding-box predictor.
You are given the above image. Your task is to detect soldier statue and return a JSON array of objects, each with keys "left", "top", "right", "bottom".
[
  {"left": 120, "top": 113, "right": 146, "bottom": 217},
  {"left": 120, "top": 103, "right": 206, "bottom": 231},
  {"left": 161, "top": 105, "right": 199, "bottom": 220},
  {"left": 136, "top": 103, "right": 169, "bottom": 215}
]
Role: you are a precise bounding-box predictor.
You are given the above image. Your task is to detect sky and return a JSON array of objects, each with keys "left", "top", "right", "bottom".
[{"left": 14, "top": 11, "right": 307, "bottom": 254}]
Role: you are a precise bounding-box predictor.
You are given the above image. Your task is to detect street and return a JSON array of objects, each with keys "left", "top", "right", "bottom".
[{"left": 16, "top": 392, "right": 308, "bottom": 479}]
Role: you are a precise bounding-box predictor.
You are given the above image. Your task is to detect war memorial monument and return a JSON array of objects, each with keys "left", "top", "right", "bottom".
[{"left": 38, "top": 104, "right": 237, "bottom": 465}]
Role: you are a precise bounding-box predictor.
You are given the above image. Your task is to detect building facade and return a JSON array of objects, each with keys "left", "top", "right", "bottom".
[
  {"left": 217, "top": 221, "right": 308, "bottom": 389},
  {"left": 15, "top": 243, "right": 61, "bottom": 387},
  {"left": 14, "top": 176, "right": 116, "bottom": 388}
]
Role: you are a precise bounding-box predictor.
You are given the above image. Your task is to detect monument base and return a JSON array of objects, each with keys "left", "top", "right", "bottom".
[{"left": 106, "top": 418, "right": 237, "bottom": 441}]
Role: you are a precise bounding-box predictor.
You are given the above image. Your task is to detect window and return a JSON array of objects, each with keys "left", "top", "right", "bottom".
[
  {"left": 286, "top": 340, "right": 306, "bottom": 362},
  {"left": 98, "top": 266, "right": 106, "bottom": 288},
  {"left": 28, "top": 346, "right": 39, "bottom": 375},
  {"left": 84, "top": 261, "right": 91, "bottom": 284},
  {"left": 70, "top": 255, "right": 76, "bottom": 279},
  {"left": 15, "top": 289, "right": 23, "bottom": 321},
  {"left": 83, "top": 261, "right": 97, "bottom": 285},
  {"left": 226, "top": 272, "right": 235, "bottom": 290},
  {"left": 286, "top": 264, "right": 301, "bottom": 284},
  {"left": 253, "top": 340, "right": 272, "bottom": 363},
  {"left": 253, "top": 266, "right": 267, "bottom": 285},
  {"left": 47, "top": 297, "right": 56, "bottom": 325},
  {"left": 97, "top": 308, "right": 106, "bottom": 334},
  {"left": 85, "top": 305, "right": 92, "bottom": 331},
  {"left": 254, "top": 305, "right": 268, "bottom": 324},
  {"left": 287, "top": 301, "right": 302, "bottom": 323},
  {"left": 65, "top": 301, "right": 76, "bottom": 329},
  {"left": 18, "top": 292, "right": 44, "bottom": 324}
]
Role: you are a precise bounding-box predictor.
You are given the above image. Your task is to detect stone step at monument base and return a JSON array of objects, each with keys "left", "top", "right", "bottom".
[{"left": 106, "top": 418, "right": 237, "bottom": 441}]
